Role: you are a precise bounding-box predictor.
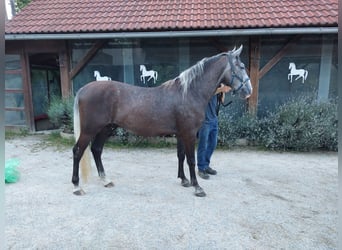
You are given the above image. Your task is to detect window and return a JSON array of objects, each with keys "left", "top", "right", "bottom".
[
  {"left": 257, "top": 35, "right": 334, "bottom": 116},
  {"left": 5, "top": 54, "right": 26, "bottom": 126}
]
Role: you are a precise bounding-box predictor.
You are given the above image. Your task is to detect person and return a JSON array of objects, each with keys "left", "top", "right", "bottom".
[{"left": 197, "top": 84, "right": 231, "bottom": 179}]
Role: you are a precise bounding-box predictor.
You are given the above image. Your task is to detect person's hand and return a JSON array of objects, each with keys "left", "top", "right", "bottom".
[{"left": 216, "top": 84, "right": 232, "bottom": 94}]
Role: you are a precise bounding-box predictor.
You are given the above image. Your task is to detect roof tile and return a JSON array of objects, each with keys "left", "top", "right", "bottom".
[{"left": 5, "top": 0, "right": 338, "bottom": 34}]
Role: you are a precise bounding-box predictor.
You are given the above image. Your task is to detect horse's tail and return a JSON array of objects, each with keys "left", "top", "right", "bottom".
[
  {"left": 74, "top": 94, "right": 92, "bottom": 183},
  {"left": 155, "top": 71, "right": 158, "bottom": 80},
  {"left": 304, "top": 70, "right": 308, "bottom": 80}
]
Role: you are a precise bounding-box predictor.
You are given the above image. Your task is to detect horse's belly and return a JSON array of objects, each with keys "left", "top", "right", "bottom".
[
  {"left": 116, "top": 115, "right": 176, "bottom": 137},
  {"left": 125, "top": 123, "right": 175, "bottom": 137}
]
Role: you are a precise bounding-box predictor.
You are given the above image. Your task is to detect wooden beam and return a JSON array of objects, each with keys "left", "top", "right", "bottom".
[
  {"left": 21, "top": 50, "right": 35, "bottom": 131},
  {"left": 59, "top": 41, "right": 71, "bottom": 98},
  {"left": 248, "top": 36, "right": 261, "bottom": 115},
  {"left": 259, "top": 35, "right": 301, "bottom": 79},
  {"left": 69, "top": 39, "right": 108, "bottom": 79}
]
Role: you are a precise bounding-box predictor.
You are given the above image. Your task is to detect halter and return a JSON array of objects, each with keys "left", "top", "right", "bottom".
[
  {"left": 227, "top": 53, "right": 250, "bottom": 95},
  {"left": 230, "top": 68, "right": 250, "bottom": 95}
]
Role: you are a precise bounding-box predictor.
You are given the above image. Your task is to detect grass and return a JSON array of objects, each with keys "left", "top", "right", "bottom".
[
  {"left": 5, "top": 129, "right": 29, "bottom": 139},
  {"left": 6, "top": 129, "right": 176, "bottom": 150},
  {"left": 46, "top": 132, "right": 75, "bottom": 148},
  {"left": 46, "top": 132, "right": 176, "bottom": 150}
]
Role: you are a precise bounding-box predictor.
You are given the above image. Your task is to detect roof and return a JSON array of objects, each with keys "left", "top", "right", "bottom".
[{"left": 5, "top": 0, "right": 338, "bottom": 35}]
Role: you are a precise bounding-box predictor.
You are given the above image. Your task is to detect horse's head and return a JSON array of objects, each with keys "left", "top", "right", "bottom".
[
  {"left": 94, "top": 71, "right": 99, "bottom": 77},
  {"left": 221, "top": 45, "right": 252, "bottom": 99},
  {"left": 140, "top": 65, "right": 144, "bottom": 72},
  {"left": 289, "top": 62, "right": 294, "bottom": 70}
]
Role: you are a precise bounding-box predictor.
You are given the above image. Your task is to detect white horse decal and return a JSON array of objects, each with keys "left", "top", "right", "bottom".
[
  {"left": 94, "top": 71, "right": 111, "bottom": 81},
  {"left": 140, "top": 65, "right": 158, "bottom": 84},
  {"left": 288, "top": 62, "right": 308, "bottom": 84}
]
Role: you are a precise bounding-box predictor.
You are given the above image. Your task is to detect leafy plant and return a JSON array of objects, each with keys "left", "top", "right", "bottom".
[
  {"left": 218, "top": 96, "right": 338, "bottom": 151},
  {"left": 15, "top": 0, "right": 32, "bottom": 11},
  {"left": 47, "top": 95, "right": 74, "bottom": 133}
]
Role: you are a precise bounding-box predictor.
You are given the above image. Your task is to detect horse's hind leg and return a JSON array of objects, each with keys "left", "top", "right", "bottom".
[
  {"left": 91, "top": 125, "right": 115, "bottom": 188},
  {"left": 177, "top": 138, "right": 190, "bottom": 187}
]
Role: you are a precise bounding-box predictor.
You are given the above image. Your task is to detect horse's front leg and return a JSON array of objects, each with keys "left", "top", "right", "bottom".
[
  {"left": 177, "top": 138, "right": 190, "bottom": 187},
  {"left": 183, "top": 136, "right": 206, "bottom": 197}
]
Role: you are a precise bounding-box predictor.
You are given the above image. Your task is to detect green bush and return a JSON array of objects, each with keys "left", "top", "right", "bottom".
[
  {"left": 219, "top": 112, "right": 261, "bottom": 146},
  {"left": 47, "top": 95, "right": 74, "bottom": 133},
  {"left": 218, "top": 97, "right": 338, "bottom": 151}
]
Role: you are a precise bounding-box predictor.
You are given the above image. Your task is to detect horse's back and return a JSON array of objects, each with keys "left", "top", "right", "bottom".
[{"left": 76, "top": 80, "right": 180, "bottom": 136}]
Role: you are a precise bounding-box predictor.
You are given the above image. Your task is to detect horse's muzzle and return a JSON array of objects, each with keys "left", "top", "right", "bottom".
[{"left": 239, "top": 81, "right": 252, "bottom": 99}]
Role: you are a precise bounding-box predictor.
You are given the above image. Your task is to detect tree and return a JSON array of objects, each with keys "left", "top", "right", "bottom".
[{"left": 15, "top": 0, "right": 31, "bottom": 11}]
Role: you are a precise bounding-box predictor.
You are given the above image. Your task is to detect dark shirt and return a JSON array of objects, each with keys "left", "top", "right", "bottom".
[{"left": 204, "top": 95, "right": 219, "bottom": 123}]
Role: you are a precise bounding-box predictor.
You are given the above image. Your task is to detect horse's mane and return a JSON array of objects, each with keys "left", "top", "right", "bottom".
[
  {"left": 160, "top": 53, "right": 230, "bottom": 96},
  {"left": 177, "top": 53, "right": 229, "bottom": 96},
  {"left": 177, "top": 57, "right": 206, "bottom": 96}
]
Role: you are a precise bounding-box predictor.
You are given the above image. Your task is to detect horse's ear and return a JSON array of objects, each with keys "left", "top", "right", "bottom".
[{"left": 233, "top": 45, "right": 243, "bottom": 56}]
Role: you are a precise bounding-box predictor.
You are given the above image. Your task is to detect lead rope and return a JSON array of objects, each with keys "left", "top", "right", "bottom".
[{"left": 216, "top": 93, "right": 233, "bottom": 116}]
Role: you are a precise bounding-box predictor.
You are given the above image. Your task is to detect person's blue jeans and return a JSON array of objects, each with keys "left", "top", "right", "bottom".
[{"left": 197, "top": 119, "right": 218, "bottom": 171}]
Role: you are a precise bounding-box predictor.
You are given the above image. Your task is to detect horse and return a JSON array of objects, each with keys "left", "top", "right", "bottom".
[
  {"left": 140, "top": 65, "right": 158, "bottom": 84},
  {"left": 94, "top": 70, "right": 112, "bottom": 81},
  {"left": 288, "top": 62, "right": 308, "bottom": 84},
  {"left": 72, "top": 45, "right": 252, "bottom": 197}
]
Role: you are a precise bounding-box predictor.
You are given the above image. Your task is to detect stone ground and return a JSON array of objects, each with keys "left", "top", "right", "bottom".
[{"left": 5, "top": 135, "right": 338, "bottom": 249}]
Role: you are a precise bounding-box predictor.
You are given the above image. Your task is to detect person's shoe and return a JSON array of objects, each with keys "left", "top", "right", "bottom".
[
  {"left": 198, "top": 170, "right": 210, "bottom": 179},
  {"left": 205, "top": 167, "right": 217, "bottom": 175}
]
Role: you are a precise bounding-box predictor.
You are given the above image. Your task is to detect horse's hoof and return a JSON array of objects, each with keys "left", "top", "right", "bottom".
[
  {"left": 104, "top": 181, "right": 114, "bottom": 188},
  {"left": 100, "top": 177, "right": 114, "bottom": 188},
  {"left": 73, "top": 188, "right": 86, "bottom": 196},
  {"left": 181, "top": 179, "right": 191, "bottom": 187},
  {"left": 194, "top": 187, "right": 206, "bottom": 197}
]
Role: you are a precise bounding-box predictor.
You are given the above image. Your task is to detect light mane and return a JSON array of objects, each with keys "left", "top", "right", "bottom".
[
  {"left": 161, "top": 53, "right": 230, "bottom": 96},
  {"left": 177, "top": 53, "right": 230, "bottom": 96},
  {"left": 178, "top": 58, "right": 206, "bottom": 96}
]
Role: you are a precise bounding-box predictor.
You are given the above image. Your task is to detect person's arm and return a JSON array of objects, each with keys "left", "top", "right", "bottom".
[{"left": 215, "top": 84, "right": 232, "bottom": 103}]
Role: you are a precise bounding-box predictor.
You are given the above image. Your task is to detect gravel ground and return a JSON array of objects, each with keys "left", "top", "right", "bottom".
[{"left": 5, "top": 135, "right": 338, "bottom": 249}]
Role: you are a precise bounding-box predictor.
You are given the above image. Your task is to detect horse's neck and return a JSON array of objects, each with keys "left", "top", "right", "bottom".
[{"left": 195, "top": 55, "right": 228, "bottom": 101}]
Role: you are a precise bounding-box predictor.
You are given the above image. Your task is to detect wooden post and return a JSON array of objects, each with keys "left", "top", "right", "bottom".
[
  {"left": 248, "top": 36, "right": 260, "bottom": 115},
  {"left": 22, "top": 50, "right": 35, "bottom": 130},
  {"left": 59, "top": 41, "right": 71, "bottom": 98}
]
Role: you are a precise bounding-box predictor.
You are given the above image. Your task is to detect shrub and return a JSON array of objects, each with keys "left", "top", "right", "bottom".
[
  {"left": 219, "top": 112, "right": 260, "bottom": 146},
  {"left": 47, "top": 95, "right": 74, "bottom": 133},
  {"left": 218, "top": 96, "right": 338, "bottom": 151}
]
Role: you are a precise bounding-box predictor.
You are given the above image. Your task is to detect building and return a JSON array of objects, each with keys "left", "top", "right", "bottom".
[{"left": 5, "top": 0, "right": 338, "bottom": 131}]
